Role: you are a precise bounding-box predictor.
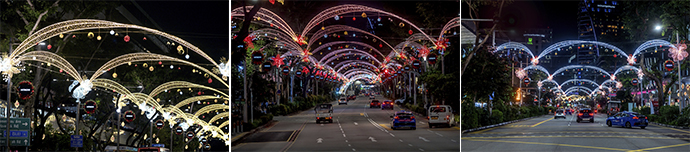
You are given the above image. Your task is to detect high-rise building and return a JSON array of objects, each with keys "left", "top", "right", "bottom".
[{"left": 577, "top": 0, "right": 622, "bottom": 65}]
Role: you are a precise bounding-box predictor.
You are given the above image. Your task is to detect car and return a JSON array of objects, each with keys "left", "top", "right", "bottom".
[
  {"left": 577, "top": 108, "right": 595, "bottom": 123},
  {"left": 554, "top": 109, "right": 566, "bottom": 119},
  {"left": 390, "top": 111, "right": 416, "bottom": 130},
  {"left": 369, "top": 100, "right": 381, "bottom": 108},
  {"left": 565, "top": 108, "right": 573, "bottom": 115},
  {"left": 606, "top": 111, "right": 648, "bottom": 129},
  {"left": 338, "top": 97, "right": 348, "bottom": 105},
  {"left": 369, "top": 95, "right": 375, "bottom": 99},
  {"left": 428, "top": 105, "right": 455, "bottom": 128},
  {"left": 381, "top": 100, "right": 394, "bottom": 110},
  {"left": 315, "top": 104, "right": 333, "bottom": 123},
  {"left": 348, "top": 95, "right": 356, "bottom": 100}
]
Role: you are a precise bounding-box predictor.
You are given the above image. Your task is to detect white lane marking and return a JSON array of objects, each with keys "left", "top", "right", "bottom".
[
  {"left": 348, "top": 144, "right": 351, "bottom": 146},
  {"left": 451, "top": 139, "right": 457, "bottom": 142},
  {"left": 435, "top": 132, "right": 443, "bottom": 137},
  {"left": 419, "top": 148, "right": 425, "bottom": 151},
  {"left": 343, "top": 134, "right": 347, "bottom": 137},
  {"left": 346, "top": 140, "right": 348, "bottom": 143},
  {"left": 399, "top": 139, "right": 404, "bottom": 142},
  {"left": 367, "top": 118, "right": 389, "bottom": 133},
  {"left": 368, "top": 136, "right": 377, "bottom": 142},
  {"left": 353, "top": 148, "right": 356, "bottom": 151},
  {"left": 321, "top": 124, "right": 324, "bottom": 126},
  {"left": 419, "top": 136, "right": 430, "bottom": 142},
  {"left": 317, "top": 138, "right": 323, "bottom": 143},
  {"left": 389, "top": 133, "right": 395, "bottom": 137},
  {"left": 408, "top": 144, "right": 413, "bottom": 147},
  {"left": 354, "top": 122, "right": 358, "bottom": 126}
]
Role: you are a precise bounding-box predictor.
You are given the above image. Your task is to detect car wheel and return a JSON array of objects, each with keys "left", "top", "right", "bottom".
[
  {"left": 625, "top": 122, "right": 631, "bottom": 128},
  {"left": 606, "top": 120, "right": 612, "bottom": 127},
  {"left": 329, "top": 120, "right": 333, "bottom": 123},
  {"left": 428, "top": 124, "right": 433, "bottom": 128},
  {"left": 412, "top": 127, "right": 416, "bottom": 130},
  {"left": 391, "top": 126, "right": 396, "bottom": 130},
  {"left": 640, "top": 126, "right": 646, "bottom": 129},
  {"left": 590, "top": 119, "right": 594, "bottom": 123},
  {"left": 577, "top": 119, "right": 581, "bottom": 123},
  {"left": 316, "top": 120, "right": 320, "bottom": 124}
]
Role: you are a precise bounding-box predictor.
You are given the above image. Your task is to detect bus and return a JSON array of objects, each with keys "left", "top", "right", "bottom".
[{"left": 138, "top": 147, "right": 170, "bottom": 152}]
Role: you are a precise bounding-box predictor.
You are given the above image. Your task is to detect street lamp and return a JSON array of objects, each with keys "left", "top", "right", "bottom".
[{"left": 655, "top": 25, "right": 662, "bottom": 31}]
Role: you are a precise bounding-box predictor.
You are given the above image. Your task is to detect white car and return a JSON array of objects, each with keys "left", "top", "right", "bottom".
[
  {"left": 428, "top": 105, "right": 455, "bottom": 128},
  {"left": 338, "top": 97, "right": 348, "bottom": 105},
  {"left": 554, "top": 109, "right": 566, "bottom": 119}
]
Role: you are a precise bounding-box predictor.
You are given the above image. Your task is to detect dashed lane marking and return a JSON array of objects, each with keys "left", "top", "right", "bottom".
[{"left": 464, "top": 139, "right": 633, "bottom": 151}]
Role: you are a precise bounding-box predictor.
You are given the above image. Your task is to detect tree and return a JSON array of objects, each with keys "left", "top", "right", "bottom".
[
  {"left": 461, "top": 0, "right": 511, "bottom": 77},
  {"left": 461, "top": 46, "right": 513, "bottom": 116}
]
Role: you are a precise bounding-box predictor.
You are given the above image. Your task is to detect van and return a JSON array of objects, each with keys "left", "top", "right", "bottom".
[{"left": 427, "top": 105, "right": 455, "bottom": 128}]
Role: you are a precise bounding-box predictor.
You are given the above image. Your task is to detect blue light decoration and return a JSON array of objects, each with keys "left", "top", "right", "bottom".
[
  {"left": 238, "top": 45, "right": 244, "bottom": 48},
  {"left": 328, "top": 47, "right": 331, "bottom": 50},
  {"left": 324, "top": 34, "right": 328, "bottom": 38},
  {"left": 353, "top": 33, "right": 356, "bottom": 37},
  {"left": 454, "top": 32, "right": 457, "bottom": 35},
  {"left": 265, "top": 33, "right": 268, "bottom": 36},
  {"left": 335, "top": 15, "right": 340, "bottom": 20}
]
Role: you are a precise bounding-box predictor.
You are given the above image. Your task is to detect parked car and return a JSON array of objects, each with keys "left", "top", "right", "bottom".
[
  {"left": 606, "top": 111, "right": 648, "bottom": 129},
  {"left": 428, "top": 105, "right": 455, "bottom": 128}
]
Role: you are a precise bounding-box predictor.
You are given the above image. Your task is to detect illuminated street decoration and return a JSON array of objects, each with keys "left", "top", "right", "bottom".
[{"left": 668, "top": 43, "right": 687, "bottom": 61}]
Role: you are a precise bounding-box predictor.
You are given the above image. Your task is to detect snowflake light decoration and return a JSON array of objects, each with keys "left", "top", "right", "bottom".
[
  {"left": 627, "top": 57, "right": 637, "bottom": 65},
  {"left": 515, "top": 68, "right": 527, "bottom": 79},
  {"left": 270, "top": 53, "right": 285, "bottom": 67}
]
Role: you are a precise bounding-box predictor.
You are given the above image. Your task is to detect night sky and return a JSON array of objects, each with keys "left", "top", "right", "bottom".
[
  {"left": 131, "top": 1, "right": 229, "bottom": 62},
  {"left": 463, "top": 0, "right": 579, "bottom": 42}
]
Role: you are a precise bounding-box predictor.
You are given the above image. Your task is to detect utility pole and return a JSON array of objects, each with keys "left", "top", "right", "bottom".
[{"left": 6, "top": 38, "right": 12, "bottom": 150}]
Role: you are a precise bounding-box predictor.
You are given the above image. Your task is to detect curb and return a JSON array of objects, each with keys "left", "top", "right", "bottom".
[
  {"left": 230, "top": 120, "right": 276, "bottom": 146},
  {"left": 461, "top": 115, "right": 547, "bottom": 134},
  {"left": 650, "top": 121, "right": 690, "bottom": 129}
]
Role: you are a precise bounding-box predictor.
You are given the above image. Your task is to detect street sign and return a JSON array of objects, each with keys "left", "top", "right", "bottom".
[
  {"left": 428, "top": 53, "right": 437, "bottom": 64},
  {"left": 156, "top": 120, "right": 165, "bottom": 129},
  {"left": 1, "top": 131, "right": 28, "bottom": 138},
  {"left": 124, "top": 110, "right": 135, "bottom": 123},
  {"left": 70, "top": 135, "right": 83, "bottom": 148},
  {"left": 632, "top": 78, "right": 639, "bottom": 86},
  {"left": 251, "top": 51, "right": 264, "bottom": 65},
  {"left": 282, "top": 66, "right": 290, "bottom": 75},
  {"left": 152, "top": 144, "right": 165, "bottom": 148},
  {"left": 0, "top": 118, "right": 30, "bottom": 130},
  {"left": 412, "top": 60, "right": 420, "bottom": 69},
  {"left": 175, "top": 127, "right": 183, "bottom": 135},
  {"left": 84, "top": 100, "right": 97, "bottom": 114},
  {"left": 523, "top": 77, "right": 530, "bottom": 85},
  {"left": 261, "top": 62, "right": 272, "bottom": 72},
  {"left": 201, "top": 138, "right": 207, "bottom": 144},
  {"left": 186, "top": 131, "right": 194, "bottom": 140},
  {"left": 204, "top": 144, "right": 211, "bottom": 150},
  {"left": 664, "top": 60, "right": 674, "bottom": 71},
  {"left": 16, "top": 81, "right": 34, "bottom": 100}
]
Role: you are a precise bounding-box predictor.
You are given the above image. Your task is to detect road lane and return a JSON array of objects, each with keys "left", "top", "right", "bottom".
[
  {"left": 232, "top": 94, "right": 460, "bottom": 151},
  {"left": 462, "top": 112, "right": 690, "bottom": 151}
]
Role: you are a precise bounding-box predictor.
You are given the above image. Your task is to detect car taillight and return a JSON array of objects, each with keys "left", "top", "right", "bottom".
[
  {"left": 644, "top": 117, "right": 647, "bottom": 119},
  {"left": 633, "top": 116, "right": 638, "bottom": 119},
  {"left": 589, "top": 113, "right": 593, "bottom": 116},
  {"left": 395, "top": 116, "right": 399, "bottom": 119},
  {"left": 578, "top": 113, "right": 583, "bottom": 116},
  {"left": 411, "top": 116, "right": 415, "bottom": 119}
]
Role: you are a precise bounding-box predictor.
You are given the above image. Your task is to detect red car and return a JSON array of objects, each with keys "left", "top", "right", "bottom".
[
  {"left": 370, "top": 100, "right": 381, "bottom": 108},
  {"left": 348, "top": 95, "right": 356, "bottom": 100}
]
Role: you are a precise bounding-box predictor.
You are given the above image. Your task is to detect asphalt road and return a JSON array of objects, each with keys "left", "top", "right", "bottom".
[
  {"left": 232, "top": 95, "right": 460, "bottom": 151},
  {"left": 462, "top": 111, "right": 690, "bottom": 151}
]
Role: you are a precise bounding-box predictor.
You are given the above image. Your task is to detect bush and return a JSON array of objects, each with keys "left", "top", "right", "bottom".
[
  {"left": 491, "top": 110, "right": 504, "bottom": 123},
  {"left": 633, "top": 106, "right": 651, "bottom": 116},
  {"left": 659, "top": 105, "right": 680, "bottom": 125}
]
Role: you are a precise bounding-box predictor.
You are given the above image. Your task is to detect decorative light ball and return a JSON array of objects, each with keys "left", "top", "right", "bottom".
[
  {"left": 59, "top": 34, "right": 64, "bottom": 38},
  {"left": 97, "top": 35, "right": 102, "bottom": 40},
  {"left": 185, "top": 54, "right": 190, "bottom": 59},
  {"left": 399, "top": 22, "right": 405, "bottom": 27},
  {"left": 47, "top": 45, "right": 52, "bottom": 50},
  {"left": 179, "top": 91, "right": 183, "bottom": 95},
  {"left": 208, "top": 78, "right": 212, "bottom": 84},
  {"left": 143, "top": 37, "right": 147, "bottom": 40},
  {"left": 124, "top": 35, "right": 130, "bottom": 42},
  {"left": 149, "top": 66, "right": 154, "bottom": 71},
  {"left": 344, "top": 31, "right": 348, "bottom": 35},
  {"left": 59, "top": 69, "right": 63, "bottom": 73},
  {"left": 409, "top": 30, "right": 413, "bottom": 35},
  {"left": 334, "top": 15, "right": 340, "bottom": 20},
  {"left": 115, "top": 33, "right": 119, "bottom": 36},
  {"left": 110, "top": 30, "right": 115, "bottom": 35},
  {"left": 352, "top": 17, "right": 356, "bottom": 21},
  {"left": 72, "top": 35, "right": 76, "bottom": 38},
  {"left": 113, "top": 73, "right": 118, "bottom": 78},
  {"left": 361, "top": 12, "right": 367, "bottom": 18},
  {"left": 88, "top": 32, "right": 95, "bottom": 38},
  {"left": 143, "top": 63, "right": 148, "bottom": 68},
  {"left": 377, "top": 17, "right": 381, "bottom": 22},
  {"left": 321, "top": 26, "right": 325, "bottom": 30},
  {"left": 128, "top": 62, "right": 131, "bottom": 66},
  {"left": 170, "top": 65, "right": 174, "bottom": 69},
  {"left": 158, "top": 61, "right": 162, "bottom": 65}
]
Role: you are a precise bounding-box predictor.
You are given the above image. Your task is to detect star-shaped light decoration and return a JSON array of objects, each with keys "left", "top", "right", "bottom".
[
  {"left": 302, "top": 67, "right": 310, "bottom": 75},
  {"left": 537, "top": 81, "right": 543, "bottom": 89},
  {"left": 637, "top": 69, "right": 644, "bottom": 78},
  {"left": 432, "top": 38, "right": 450, "bottom": 51},
  {"left": 213, "top": 57, "right": 230, "bottom": 80},
  {"left": 531, "top": 58, "right": 539, "bottom": 65},
  {"left": 418, "top": 46, "right": 430, "bottom": 58},
  {"left": 270, "top": 53, "right": 285, "bottom": 67},
  {"left": 294, "top": 35, "right": 307, "bottom": 46},
  {"left": 627, "top": 56, "right": 637, "bottom": 65},
  {"left": 244, "top": 35, "right": 256, "bottom": 49},
  {"left": 0, "top": 55, "right": 20, "bottom": 81},
  {"left": 515, "top": 68, "right": 526, "bottom": 79},
  {"left": 616, "top": 81, "right": 623, "bottom": 88},
  {"left": 668, "top": 43, "right": 688, "bottom": 61}
]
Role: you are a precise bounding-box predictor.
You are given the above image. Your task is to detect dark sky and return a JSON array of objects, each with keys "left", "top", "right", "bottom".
[
  {"left": 463, "top": 0, "right": 579, "bottom": 42},
  {"left": 130, "top": 1, "right": 229, "bottom": 62}
]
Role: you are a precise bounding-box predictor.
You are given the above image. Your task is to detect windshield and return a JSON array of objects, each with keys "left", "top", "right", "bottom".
[{"left": 431, "top": 107, "right": 447, "bottom": 112}]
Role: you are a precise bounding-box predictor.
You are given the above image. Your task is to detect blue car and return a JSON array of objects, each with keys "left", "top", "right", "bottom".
[
  {"left": 390, "top": 111, "right": 416, "bottom": 130},
  {"left": 606, "top": 111, "right": 648, "bottom": 129},
  {"left": 381, "top": 100, "right": 394, "bottom": 110}
]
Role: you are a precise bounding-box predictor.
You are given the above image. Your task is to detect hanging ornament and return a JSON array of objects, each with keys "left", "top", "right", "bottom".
[
  {"left": 334, "top": 15, "right": 340, "bottom": 20},
  {"left": 361, "top": 12, "right": 367, "bottom": 18},
  {"left": 408, "top": 30, "right": 413, "bottom": 35},
  {"left": 97, "top": 35, "right": 102, "bottom": 40},
  {"left": 208, "top": 78, "right": 213, "bottom": 84},
  {"left": 88, "top": 32, "right": 95, "bottom": 38},
  {"left": 72, "top": 35, "right": 76, "bottom": 38},
  {"left": 124, "top": 35, "right": 130, "bottom": 42},
  {"left": 321, "top": 26, "right": 325, "bottom": 30},
  {"left": 344, "top": 31, "right": 348, "bottom": 35},
  {"left": 319, "top": 42, "right": 321, "bottom": 45},
  {"left": 170, "top": 65, "right": 174, "bottom": 69},
  {"left": 59, "top": 69, "right": 63, "bottom": 73},
  {"left": 399, "top": 22, "right": 405, "bottom": 27},
  {"left": 143, "top": 63, "right": 149, "bottom": 68},
  {"left": 149, "top": 66, "right": 154, "bottom": 71},
  {"left": 143, "top": 37, "right": 147, "bottom": 40},
  {"left": 113, "top": 73, "right": 118, "bottom": 78},
  {"left": 110, "top": 30, "right": 115, "bottom": 35},
  {"left": 177, "top": 45, "right": 185, "bottom": 54},
  {"left": 379, "top": 44, "right": 383, "bottom": 48},
  {"left": 185, "top": 54, "right": 190, "bottom": 59},
  {"left": 269, "top": 0, "right": 275, "bottom": 4},
  {"left": 377, "top": 17, "right": 381, "bottom": 22},
  {"left": 352, "top": 17, "right": 356, "bottom": 21},
  {"left": 47, "top": 45, "right": 52, "bottom": 50},
  {"left": 373, "top": 39, "right": 377, "bottom": 42},
  {"left": 59, "top": 34, "right": 64, "bottom": 38}
]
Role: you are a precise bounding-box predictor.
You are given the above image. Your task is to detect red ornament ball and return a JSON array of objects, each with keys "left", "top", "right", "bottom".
[
  {"left": 158, "top": 61, "right": 162, "bottom": 65},
  {"left": 124, "top": 35, "right": 130, "bottom": 42},
  {"left": 59, "top": 69, "right": 63, "bottom": 73},
  {"left": 352, "top": 17, "right": 356, "bottom": 21},
  {"left": 408, "top": 30, "right": 413, "bottom": 35},
  {"left": 47, "top": 45, "right": 52, "bottom": 50},
  {"left": 208, "top": 78, "right": 212, "bottom": 83}
]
